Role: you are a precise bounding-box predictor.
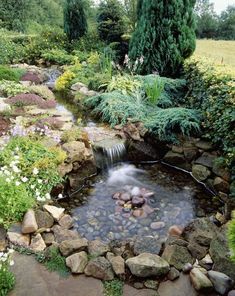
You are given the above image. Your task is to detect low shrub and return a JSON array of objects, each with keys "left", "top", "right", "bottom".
[
  {"left": 85, "top": 91, "right": 201, "bottom": 141},
  {"left": 43, "top": 247, "right": 69, "bottom": 277},
  {"left": 106, "top": 74, "right": 141, "bottom": 95},
  {"left": 0, "top": 66, "right": 25, "bottom": 82},
  {"left": 5, "top": 94, "right": 56, "bottom": 109},
  {"left": 0, "top": 176, "right": 35, "bottom": 228},
  {"left": 41, "top": 49, "right": 76, "bottom": 65},
  {"left": 61, "top": 127, "right": 81, "bottom": 143},
  {"left": 104, "top": 279, "right": 123, "bottom": 296},
  {"left": 184, "top": 56, "right": 235, "bottom": 153},
  {"left": 28, "top": 85, "right": 55, "bottom": 100},
  {"left": 0, "top": 80, "right": 29, "bottom": 97},
  {"left": 20, "top": 72, "right": 41, "bottom": 84},
  {"left": 55, "top": 71, "right": 76, "bottom": 91},
  {"left": 0, "top": 136, "right": 65, "bottom": 213}
]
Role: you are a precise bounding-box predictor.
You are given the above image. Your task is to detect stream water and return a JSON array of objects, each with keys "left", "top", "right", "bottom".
[{"left": 54, "top": 92, "right": 222, "bottom": 243}]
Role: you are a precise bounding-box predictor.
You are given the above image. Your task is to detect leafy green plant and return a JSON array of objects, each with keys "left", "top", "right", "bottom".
[
  {"left": 184, "top": 56, "right": 235, "bottom": 153},
  {"left": 0, "top": 66, "right": 25, "bottom": 82},
  {"left": 0, "top": 80, "right": 28, "bottom": 97},
  {"left": 0, "top": 256, "right": 15, "bottom": 296},
  {"left": 55, "top": 71, "right": 76, "bottom": 91},
  {"left": 41, "top": 49, "right": 76, "bottom": 65},
  {"left": 144, "top": 76, "right": 165, "bottom": 104},
  {"left": 61, "top": 127, "right": 81, "bottom": 143},
  {"left": 103, "top": 279, "right": 123, "bottom": 296},
  {"left": 43, "top": 247, "right": 69, "bottom": 277},
  {"left": 0, "top": 176, "right": 35, "bottom": 228}
]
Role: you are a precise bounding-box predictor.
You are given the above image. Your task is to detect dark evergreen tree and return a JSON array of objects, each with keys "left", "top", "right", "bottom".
[
  {"left": 129, "top": 0, "right": 196, "bottom": 77},
  {"left": 64, "top": 0, "right": 87, "bottom": 42},
  {"left": 97, "top": 0, "right": 125, "bottom": 43}
]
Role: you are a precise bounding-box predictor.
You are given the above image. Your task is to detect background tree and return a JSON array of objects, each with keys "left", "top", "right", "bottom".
[
  {"left": 129, "top": 0, "right": 196, "bottom": 77},
  {"left": 123, "top": 0, "right": 138, "bottom": 32},
  {"left": 97, "top": 0, "right": 125, "bottom": 43},
  {"left": 0, "top": 0, "right": 31, "bottom": 32},
  {"left": 218, "top": 6, "right": 235, "bottom": 40},
  {"left": 64, "top": 0, "right": 88, "bottom": 42},
  {"left": 194, "top": 0, "right": 218, "bottom": 38}
]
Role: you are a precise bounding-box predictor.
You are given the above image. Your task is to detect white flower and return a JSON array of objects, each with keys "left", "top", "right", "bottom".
[
  {"left": 13, "top": 166, "right": 20, "bottom": 173},
  {"left": 14, "top": 155, "right": 20, "bottom": 160},
  {"left": 9, "top": 260, "right": 14, "bottom": 266},
  {"left": 38, "top": 179, "right": 42, "bottom": 184},
  {"left": 33, "top": 168, "right": 39, "bottom": 175},
  {"left": 15, "top": 181, "right": 21, "bottom": 186},
  {"left": 15, "top": 147, "right": 19, "bottom": 152},
  {"left": 8, "top": 249, "right": 14, "bottom": 254},
  {"left": 36, "top": 191, "right": 40, "bottom": 196},
  {"left": 21, "top": 177, "right": 28, "bottom": 183},
  {"left": 30, "top": 184, "right": 35, "bottom": 189},
  {"left": 58, "top": 194, "right": 63, "bottom": 199},
  {"left": 6, "top": 178, "right": 11, "bottom": 183}
]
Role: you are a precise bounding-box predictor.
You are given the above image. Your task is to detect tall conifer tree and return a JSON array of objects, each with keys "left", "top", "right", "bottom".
[
  {"left": 64, "top": 0, "right": 87, "bottom": 42},
  {"left": 129, "top": 0, "right": 196, "bottom": 77}
]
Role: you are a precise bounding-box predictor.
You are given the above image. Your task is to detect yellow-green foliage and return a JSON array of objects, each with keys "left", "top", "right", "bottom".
[
  {"left": 196, "top": 40, "right": 235, "bottom": 69},
  {"left": 184, "top": 56, "right": 235, "bottom": 152},
  {"left": 55, "top": 70, "right": 75, "bottom": 91},
  {"left": 61, "top": 127, "right": 81, "bottom": 143},
  {"left": 87, "top": 52, "right": 100, "bottom": 65},
  {"left": 107, "top": 74, "right": 141, "bottom": 95},
  {"left": 228, "top": 211, "right": 235, "bottom": 261},
  {"left": 29, "top": 85, "right": 55, "bottom": 100}
]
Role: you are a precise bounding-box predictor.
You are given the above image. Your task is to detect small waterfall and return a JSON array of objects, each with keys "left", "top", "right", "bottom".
[
  {"left": 45, "top": 69, "right": 61, "bottom": 89},
  {"left": 93, "top": 138, "right": 127, "bottom": 169}
]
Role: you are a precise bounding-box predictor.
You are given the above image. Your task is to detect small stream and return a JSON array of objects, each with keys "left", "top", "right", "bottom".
[{"left": 49, "top": 71, "right": 222, "bottom": 243}]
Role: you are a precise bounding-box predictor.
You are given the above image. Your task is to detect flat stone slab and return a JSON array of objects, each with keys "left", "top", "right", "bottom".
[
  {"left": 10, "top": 253, "right": 104, "bottom": 296},
  {"left": 123, "top": 285, "right": 157, "bottom": 296}
]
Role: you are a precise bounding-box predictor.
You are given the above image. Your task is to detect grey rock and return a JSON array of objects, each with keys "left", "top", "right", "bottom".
[
  {"left": 228, "top": 290, "right": 235, "bottom": 296},
  {"left": 133, "top": 236, "right": 162, "bottom": 255},
  {"left": 144, "top": 280, "right": 159, "bottom": 290},
  {"left": 62, "top": 141, "right": 86, "bottom": 163},
  {"left": 182, "top": 263, "right": 193, "bottom": 274},
  {"left": 109, "top": 255, "right": 125, "bottom": 276},
  {"left": 59, "top": 238, "right": 88, "bottom": 256},
  {"left": 126, "top": 253, "right": 170, "bottom": 278},
  {"left": 58, "top": 214, "right": 74, "bottom": 229},
  {"left": 192, "top": 164, "right": 211, "bottom": 181},
  {"left": 195, "top": 140, "right": 213, "bottom": 151},
  {"left": 30, "top": 233, "right": 46, "bottom": 252},
  {"left": 84, "top": 256, "right": 114, "bottom": 280},
  {"left": 190, "top": 268, "right": 213, "bottom": 292},
  {"left": 187, "top": 242, "right": 208, "bottom": 260},
  {"left": 52, "top": 225, "right": 80, "bottom": 243},
  {"left": 66, "top": 251, "right": 88, "bottom": 274},
  {"left": 162, "top": 245, "right": 194, "bottom": 271},
  {"left": 195, "top": 152, "right": 216, "bottom": 168},
  {"left": 43, "top": 205, "right": 65, "bottom": 221},
  {"left": 42, "top": 233, "right": 55, "bottom": 245},
  {"left": 35, "top": 210, "right": 54, "bottom": 229},
  {"left": 208, "top": 270, "right": 234, "bottom": 295},
  {"left": 0, "top": 227, "right": 7, "bottom": 251},
  {"left": 163, "top": 151, "right": 186, "bottom": 166},
  {"left": 22, "top": 209, "right": 38, "bottom": 234},
  {"left": 88, "top": 240, "right": 110, "bottom": 257},
  {"left": 7, "top": 224, "right": 30, "bottom": 247},
  {"left": 213, "top": 177, "right": 230, "bottom": 193},
  {"left": 167, "top": 267, "right": 180, "bottom": 280}
]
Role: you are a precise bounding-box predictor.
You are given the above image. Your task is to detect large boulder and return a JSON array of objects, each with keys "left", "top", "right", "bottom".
[
  {"left": 189, "top": 268, "right": 213, "bottom": 292},
  {"left": 208, "top": 270, "right": 234, "bottom": 295},
  {"left": 62, "top": 141, "right": 86, "bottom": 163},
  {"left": 162, "top": 245, "right": 194, "bottom": 270},
  {"left": 59, "top": 238, "right": 88, "bottom": 256},
  {"left": 66, "top": 251, "right": 88, "bottom": 274},
  {"left": 126, "top": 253, "right": 170, "bottom": 278},
  {"left": 84, "top": 257, "right": 114, "bottom": 280},
  {"left": 22, "top": 209, "right": 38, "bottom": 234}
]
